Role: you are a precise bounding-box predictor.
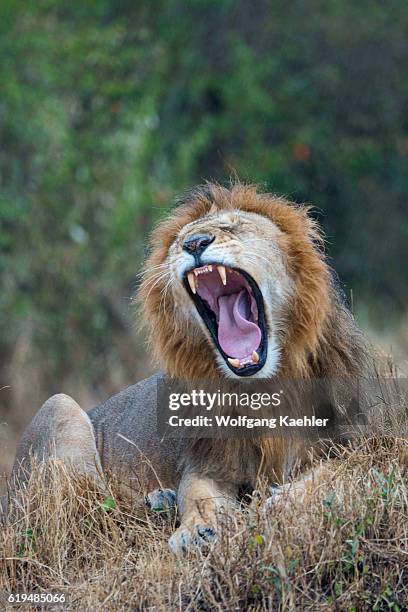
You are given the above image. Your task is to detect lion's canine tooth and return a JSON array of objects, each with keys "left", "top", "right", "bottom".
[
  {"left": 217, "top": 265, "right": 227, "bottom": 285},
  {"left": 208, "top": 265, "right": 213, "bottom": 272},
  {"left": 193, "top": 269, "right": 199, "bottom": 277},
  {"left": 187, "top": 272, "right": 196, "bottom": 294},
  {"left": 252, "top": 351, "right": 260, "bottom": 363},
  {"left": 228, "top": 358, "right": 241, "bottom": 368}
]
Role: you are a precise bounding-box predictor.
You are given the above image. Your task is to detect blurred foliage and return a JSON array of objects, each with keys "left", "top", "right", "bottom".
[{"left": 0, "top": 0, "right": 407, "bottom": 394}]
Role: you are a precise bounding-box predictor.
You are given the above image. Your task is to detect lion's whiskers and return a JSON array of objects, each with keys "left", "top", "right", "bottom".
[
  {"left": 159, "top": 276, "right": 174, "bottom": 316},
  {"left": 137, "top": 262, "right": 168, "bottom": 279},
  {"left": 140, "top": 268, "right": 170, "bottom": 289},
  {"left": 141, "top": 270, "right": 172, "bottom": 301}
]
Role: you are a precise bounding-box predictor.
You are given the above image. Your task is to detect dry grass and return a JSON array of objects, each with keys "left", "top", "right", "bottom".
[{"left": 0, "top": 438, "right": 407, "bottom": 611}]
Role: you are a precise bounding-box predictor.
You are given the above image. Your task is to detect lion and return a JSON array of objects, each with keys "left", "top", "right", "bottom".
[{"left": 6, "top": 183, "right": 368, "bottom": 554}]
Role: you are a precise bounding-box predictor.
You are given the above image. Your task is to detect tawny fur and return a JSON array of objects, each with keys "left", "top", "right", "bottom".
[
  {"left": 7, "top": 183, "right": 369, "bottom": 554},
  {"left": 139, "top": 183, "right": 368, "bottom": 485},
  {"left": 140, "top": 183, "right": 365, "bottom": 379}
]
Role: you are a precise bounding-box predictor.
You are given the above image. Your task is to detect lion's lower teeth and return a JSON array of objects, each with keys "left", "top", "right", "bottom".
[
  {"left": 228, "top": 352, "right": 260, "bottom": 369},
  {"left": 228, "top": 358, "right": 241, "bottom": 368}
]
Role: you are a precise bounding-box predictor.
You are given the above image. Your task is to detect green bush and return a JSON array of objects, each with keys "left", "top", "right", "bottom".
[{"left": 0, "top": 0, "right": 407, "bottom": 390}]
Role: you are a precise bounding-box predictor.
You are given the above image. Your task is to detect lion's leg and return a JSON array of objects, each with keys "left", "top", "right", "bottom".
[
  {"left": 168, "top": 469, "right": 237, "bottom": 555},
  {"left": 9, "top": 393, "right": 103, "bottom": 490},
  {"left": 264, "top": 463, "right": 332, "bottom": 509}
]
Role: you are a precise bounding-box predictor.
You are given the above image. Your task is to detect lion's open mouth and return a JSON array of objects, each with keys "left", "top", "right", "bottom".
[{"left": 183, "top": 264, "right": 268, "bottom": 376}]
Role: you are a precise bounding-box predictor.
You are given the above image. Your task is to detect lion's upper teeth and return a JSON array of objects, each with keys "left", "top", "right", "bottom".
[
  {"left": 187, "top": 263, "right": 232, "bottom": 291},
  {"left": 217, "top": 265, "right": 227, "bottom": 285},
  {"left": 193, "top": 265, "right": 212, "bottom": 276},
  {"left": 187, "top": 271, "right": 197, "bottom": 294}
]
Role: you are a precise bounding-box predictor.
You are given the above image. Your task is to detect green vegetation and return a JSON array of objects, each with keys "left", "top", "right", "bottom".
[{"left": 0, "top": 1, "right": 407, "bottom": 401}]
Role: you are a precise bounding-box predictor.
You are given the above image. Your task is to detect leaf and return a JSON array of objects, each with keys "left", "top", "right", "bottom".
[{"left": 100, "top": 497, "right": 117, "bottom": 511}]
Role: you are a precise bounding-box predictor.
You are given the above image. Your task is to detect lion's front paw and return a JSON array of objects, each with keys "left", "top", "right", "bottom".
[
  {"left": 168, "top": 523, "right": 217, "bottom": 556},
  {"left": 145, "top": 488, "right": 177, "bottom": 514}
]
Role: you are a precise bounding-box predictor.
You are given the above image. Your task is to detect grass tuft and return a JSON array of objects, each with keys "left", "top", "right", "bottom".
[{"left": 0, "top": 438, "right": 407, "bottom": 610}]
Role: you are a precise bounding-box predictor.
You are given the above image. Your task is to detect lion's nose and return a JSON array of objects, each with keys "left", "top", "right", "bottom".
[{"left": 182, "top": 233, "right": 215, "bottom": 256}]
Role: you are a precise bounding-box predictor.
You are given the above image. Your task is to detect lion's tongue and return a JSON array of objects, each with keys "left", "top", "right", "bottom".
[{"left": 217, "top": 289, "right": 261, "bottom": 359}]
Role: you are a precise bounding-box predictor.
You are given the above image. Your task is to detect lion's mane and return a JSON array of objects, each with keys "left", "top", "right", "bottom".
[{"left": 139, "top": 183, "right": 367, "bottom": 383}]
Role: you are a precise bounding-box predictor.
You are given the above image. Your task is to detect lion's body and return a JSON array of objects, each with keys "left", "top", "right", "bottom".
[
  {"left": 87, "top": 373, "right": 182, "bottom": 490},
  {"left": 7, "top": 183, "right": 369, "bottom": 553}
]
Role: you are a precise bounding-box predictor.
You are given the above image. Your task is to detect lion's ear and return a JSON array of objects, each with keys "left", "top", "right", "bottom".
[{"left": 209, "top": 203, "right": 218, "bottom": 215}]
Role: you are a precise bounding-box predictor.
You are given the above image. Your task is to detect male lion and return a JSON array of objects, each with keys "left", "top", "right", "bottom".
[{"left": 7, "top": 183, "right": 367, "bottom": 554}]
